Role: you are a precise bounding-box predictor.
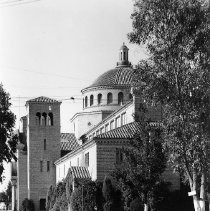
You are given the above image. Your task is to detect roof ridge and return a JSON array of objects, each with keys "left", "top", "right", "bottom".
[{"left": 26, "top": 96, "right": 61, "bottom": 104}]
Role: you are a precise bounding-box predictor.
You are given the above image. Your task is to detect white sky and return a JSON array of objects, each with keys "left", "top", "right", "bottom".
[{"left": 0, "top": 0, "right": 147, "bottom": 190}]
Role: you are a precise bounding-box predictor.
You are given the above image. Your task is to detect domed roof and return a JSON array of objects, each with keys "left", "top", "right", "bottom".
[{"left": 86, "top": 67, "right": 136, "bottom": 89}]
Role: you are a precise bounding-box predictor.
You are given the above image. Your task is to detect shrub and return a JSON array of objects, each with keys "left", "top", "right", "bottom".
[{"left": 21, "top": 198, "right": 34, "bottom": 211}]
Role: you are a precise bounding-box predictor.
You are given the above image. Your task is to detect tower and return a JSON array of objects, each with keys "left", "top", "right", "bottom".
[
  {"left": 25, "top": 97, "right": 61, "bottom": 211},
  {"left": 117, "top": 42, "right": 130, "bottom": 67}
]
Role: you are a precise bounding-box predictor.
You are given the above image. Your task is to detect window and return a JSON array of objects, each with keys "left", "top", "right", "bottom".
[
  {"left": 110, "top": 120, "right": 114, "bottom": 130},
  {"left": 105, "top": 124, "right": 109, "bottom": 132},
  {"left": 40, "top": 161, "right": 43, "bottom": 172},
  {"left": 40, "top": 199, "right": 46, "bottom": 210},
  {"left": 116, "top": 116, "right": 121, "bottom": 128},
  {"left": 83, "top": 98, "right": 84, "bottom": 108},
  {"left": 98, "top": 94, "right": 102, "bottom": 104},
  {"left": 118, "top": 92, "right": 124, "bottom": 105},
  {"left": 90, "top": 95, "right": 94, "bottom": 106},
  {"left": 77, "top": 158, "right": 79, "bottom": 166},
  {"left": 92, "top": 132, "right": 95, "bottom": 137},
  {"left": 123, "top": 51, "right": 126, "bottom": 60},
  {"left": 70, "top": 161, "right": 71, "bottom": 167},
  {"left": 47, "top": 161, "right": 50, "bottom": 172},
  {"left": 129, "top": 93, "right": 133, "bottom": 100},
  {"left": 36, "top": 112, "right": 41, "bottom": 125},
  {"left": 116, "top": 148, "right": 123, "bottom": 165},
  {"left": 64, "top": 164, "right": 65, "bottom": 175},
  {"left": 96, "top": 130, "right": 99, "bottom": 136},
  {"left": 121, "top": 113, "right": 126, "bottom": 125},
  {"left": 85, "top": 152, "right": 89, "bottom": 167},
  {"left": 100, "top": 127, "right": 104, "bottom": 134},
  {"left": 44, "top": 139, "right": 46, "bottom": 150},
  {"left": 107, "top": 93, "right": 113, "bottom": 104},
  {"left": 85, "top": 96, "right": 88, "bottom": 107},
  {"left": 48, "top": 113, "right": 53, "bottom": 126}
]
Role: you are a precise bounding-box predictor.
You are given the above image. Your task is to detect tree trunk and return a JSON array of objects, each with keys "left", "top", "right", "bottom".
[
  {"left": 144, "top": 204, "right": 149, "bottom": 211},
  {"left": 193, "top": 195, "right": 202, "bottom": 211},
  {"left": 191, "top": 171, "right": 202, "bottom": 211},
  {"left": 200, "top": 173, "right": 206, "bottom": 211}
]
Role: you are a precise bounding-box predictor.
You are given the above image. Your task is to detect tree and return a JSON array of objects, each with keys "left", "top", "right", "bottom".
[
  {"left": 128, "top": 0, "right": 210, "bottom": 210},
  {"left": 102, "top": 176, "right": 123, "bottom": 211},
  {"left": 2, "top": 181, "right": 12, "bottom": 210},
  {"left": 71, "top": 179, "right": 102, "bottom": 211},
  {"left": 112, "top": 122, "right": 167, "bottom": 211},
  {"left": 0, "top": 84, "right": 17, "bottom": 182}
]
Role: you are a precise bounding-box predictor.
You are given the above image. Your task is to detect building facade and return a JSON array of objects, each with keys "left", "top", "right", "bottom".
[{"left": 11, "top": 44, "right": 180, "bottom": 211}]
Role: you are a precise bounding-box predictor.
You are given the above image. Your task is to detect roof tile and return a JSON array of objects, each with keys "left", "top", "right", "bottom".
[
  {"left": 27, "top": 96, "right": 61, "bottom": 104},
  {"left": 95, "top": 122, "right": 142, "bottom": 139},
  {"left": 67, "top": 166, "right": 90, "bottom": 179},
  {"left": 60, "top": 133, "right": 79, "bottom": 151}
]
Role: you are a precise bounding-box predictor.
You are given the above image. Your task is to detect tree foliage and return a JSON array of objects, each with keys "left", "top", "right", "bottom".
[
  {"left": 71, "top": 179, "right": 103, "bottom": 211},
  {"left": 1, "top": 181, "right": 12, "bottom": 210},
  {"left": 0, "top": 84, "right": 17, "bottom": 182},
  {"left": 112, "top": 121, "right": 167, "bottom": 211},
  {"left": 102, "top": 176, "right": 123, "bottom": 211},
  {"left": 128, "top": 0, "right": 210, "bottom": 210},
  {"left": 46, "top": 181, "right": 68, "bottom": 211},
  {"left": 21, "top": 198, "right": 34, "bottom": 211}
]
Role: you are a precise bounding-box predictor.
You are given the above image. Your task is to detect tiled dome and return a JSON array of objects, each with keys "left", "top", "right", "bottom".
[{"left": 87, "top": 67, "right": 135, "bottom": 88}]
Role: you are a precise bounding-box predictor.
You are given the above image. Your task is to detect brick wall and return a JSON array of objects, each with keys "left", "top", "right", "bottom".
[{"left": 27, "top": 102, "right": 61, "bottom": 211}]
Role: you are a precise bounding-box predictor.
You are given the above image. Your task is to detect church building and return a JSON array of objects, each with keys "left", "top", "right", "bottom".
[{"left": 10, "top": 44, "right": 180, "bottom": 211}]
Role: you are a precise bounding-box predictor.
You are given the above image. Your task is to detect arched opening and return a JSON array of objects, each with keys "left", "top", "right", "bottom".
[
  {"left": 36, "top": 112, "right": 41, "bottom": 125},
  {"left": 83, "top": 98, "right": 84, "bottom": 108},
  {"left": 123, "top": 51, "right": 126, "bottom": 60},
  {"left": 107, "top": 92, "right": 113, "bottom": 104},
  {"left": 49, "top": 112, "right": 53, "bottom": 126},
  {"left": 118, "top": 92, "right": 124, "bottom": 105},
  {"left": 41, "top": 113, "right": 47, "bottom": 126},
  {"left": 98, "top": 93, "right": 102, "bottom": 104},
  {"left": 129, "top": 93, "right": 133, "bottom": 100},
  {"left": 90, "top": 95, "right": 94, "bottom": 106},
  {"left": 85, "top": 96, "right": 88, "bottom": 107}
]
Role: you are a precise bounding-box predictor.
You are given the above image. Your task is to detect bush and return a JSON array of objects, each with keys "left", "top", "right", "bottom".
[
  {"left": 102, "top": 176, "right": 123, "bottom": 211},
  {"left": 71, "top": 179, "right": 102, "bottom": 211},
  {"left": 21, "top": 198, "right": 34, "bottom": 211},
  {"left": 130, "top": 198, "right": 143, "bottom": 211}
]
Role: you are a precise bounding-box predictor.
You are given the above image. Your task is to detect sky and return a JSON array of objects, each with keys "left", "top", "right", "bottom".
[{"left": 0, "top": 0, "right": 147, "bottom": 191}]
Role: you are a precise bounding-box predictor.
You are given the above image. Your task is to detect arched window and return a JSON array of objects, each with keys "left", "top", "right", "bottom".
[
  {"left": 41, "top": 113, "right": 47, "bottom": 126},
  {"left": 49, "top": 112, "right": 53, "bottom": 126},
  {"left": 90, "top": 95, "right": 94, "bottom": 106},
  {"left": 129, "top": 93, "right": 133, "bottom": 100},
  {"left": 107, "top": 93, "right": 113, "bottom": 104},
  {"left": 36, "top": 112, "right": 41, "bottom": 125},
  {"left": 85, "top": 96, "right": 88, "bottom": 107},
  {"left": 98, "top": 93, "right": 102, "bottom": 104},
  {"left": 118, "top": 92, "right": 124, "bottom": 105}
]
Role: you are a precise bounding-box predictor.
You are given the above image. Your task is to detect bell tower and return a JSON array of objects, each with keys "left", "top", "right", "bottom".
[
  {"left": 25, "top": 96, "right": 61, "bottom": 211},
  {"left": 117, "top": 43, "right": 131, "bottom": 67}
]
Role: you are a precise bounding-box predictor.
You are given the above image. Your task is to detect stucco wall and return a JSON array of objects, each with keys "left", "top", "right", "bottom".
[
  {"left": 71, "top": 111, "right": 112, "bottom": 140},
  {"left": 56, "top": 142, "right": 97, "bottom": 183}
]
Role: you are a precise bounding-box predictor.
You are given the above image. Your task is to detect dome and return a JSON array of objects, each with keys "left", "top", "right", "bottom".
[{"left": 85, "top": 67, "right": 136, "bottom": 89}]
